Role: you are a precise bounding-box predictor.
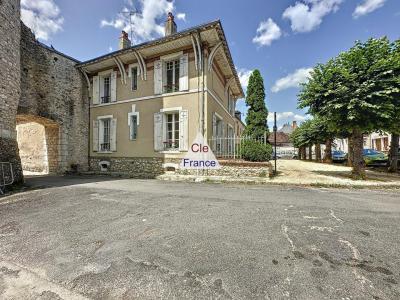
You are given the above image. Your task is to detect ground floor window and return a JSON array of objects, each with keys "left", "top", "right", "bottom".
[
  {"left": 100, "top": 118, "right": 111, "bottom": 151},
  {"left": 130, "top": 115, "right": 138, "bottom": 140},
  {"left": 165, "top": 112, "right": 180, "bottom": 150}
]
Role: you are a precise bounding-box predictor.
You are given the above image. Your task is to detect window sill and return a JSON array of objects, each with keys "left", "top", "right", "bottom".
[
  {"left": 96, "top": 151, "right": 113, "bottom": 154},
  {"left": 159, "top": 150, "right": 181, "bottom": 154}
]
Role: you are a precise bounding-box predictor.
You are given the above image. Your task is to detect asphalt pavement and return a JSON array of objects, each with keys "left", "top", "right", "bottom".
[{"left": 0, "top": 176, "right": 399, "bottom": 299}]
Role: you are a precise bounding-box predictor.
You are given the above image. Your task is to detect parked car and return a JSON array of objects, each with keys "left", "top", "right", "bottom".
[
  {"left": 363, "top": 149, "right": 388, "bottom": 166},
  {"left": 332, "top": 150, "right": 347, "bottom": 162}
]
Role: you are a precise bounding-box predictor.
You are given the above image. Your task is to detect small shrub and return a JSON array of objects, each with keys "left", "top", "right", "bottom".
[{"left": 240, "top": 140, "right": 272, "bottom": 162}]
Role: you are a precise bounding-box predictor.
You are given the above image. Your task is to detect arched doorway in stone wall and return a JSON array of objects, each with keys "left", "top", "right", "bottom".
[{"left": 16, "top": 115, "right": 59, "bottom": 175}]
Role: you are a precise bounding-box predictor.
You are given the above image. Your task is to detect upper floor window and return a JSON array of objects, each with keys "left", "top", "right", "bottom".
[
  {"left": 154, "top": 53, "right": 188, "bottom": 95},
  {"left": 131, "top": 66, "right": 138, "bottom": 91},
  {"left": 92, "top": 71, "right": 117, "bottom": 105},
  {"left": 165, "top": 59, "right": 180, "bottom": 93},
  {"left": 101, "top": 76, "right": 111, "bottom": 103}
]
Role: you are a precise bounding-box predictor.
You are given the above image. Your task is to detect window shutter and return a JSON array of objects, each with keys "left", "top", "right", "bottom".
[
  {"left": 111, "top": 71, "right": 117, "bottom": 102},
  {"left": 179, "top": 53, "right": 189, "bottom": 91},
  {"left": 154, "top": 112, "right": 164, "bottom": 151},
  {"left": 221, "top": 121, "right": 226, "bottom": 152},
  {"left": 154, "top": 60, "right": 163, "bottom": 94},
  {"left": 93, "top": 76, "right": 100, "bottom": 104},
  {"left": 110, "top": 118, "right": 117, "bottom": 151},
  {"left": 93, "top": 120, "right": 99, "bottom": 151},
  {"left": 179, "top": 110, "right": 188, "bottom": 151}
]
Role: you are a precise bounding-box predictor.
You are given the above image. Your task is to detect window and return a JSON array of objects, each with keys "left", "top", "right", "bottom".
[
  {"left": 100, "top": 118, "right": 111, "bottom": 151},
  {"left": 130, "top": 115, "right": 138, "bottom": 140},
  {"left": 215, "top": 117, "right": 223, "bottom": 153},
  {"left": 165, "top": 59, "right": 180, "bottom": 93},
  {"left": 131, "top": 66, "right": 138, "bottom": 91},
  {"left": 165, "top": 112, "right": 180, "bottom": 150},
  {"left": 101, "top": 76, "right": 111, "bottom": 103}
]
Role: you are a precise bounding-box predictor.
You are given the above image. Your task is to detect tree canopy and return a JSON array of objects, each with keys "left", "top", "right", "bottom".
[{"left": 244, "top": 70, "right": 269, "bottom": 138}]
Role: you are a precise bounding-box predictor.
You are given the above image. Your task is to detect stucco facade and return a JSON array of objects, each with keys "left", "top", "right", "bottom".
[{"left": 79, "top": 19, "right": 244, "bottom": 177}]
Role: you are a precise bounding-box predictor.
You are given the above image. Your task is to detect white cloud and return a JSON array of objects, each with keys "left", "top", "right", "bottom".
[
  {"left": 268, "top": 112, "right": 308, "bottom": 124},
  {"left": 283, "top": 0, "right": 343, "bottom": 33},
  {"left": 176, "top": 13, "right": 186, "bottom": 21},
  {"left": 108, "top": 46, "right": 113, "bottom": 52},
  {"left": 353, "top": 0, "right": 386, "bottom": 18},
  {"left": 271, "top": 68, "right": 313, "bottom": 93},
  {"left": 237, "top": 68, "right": 253, "bottom": 91},
  {"left": 100, "top": 0, "right": 179, "bottom": 44},
  {"left": 20, "top": 0, "right": 63, "bottom": 41},
  {"left": 252, "top": 18, "right": 282, "bottom": 47}
]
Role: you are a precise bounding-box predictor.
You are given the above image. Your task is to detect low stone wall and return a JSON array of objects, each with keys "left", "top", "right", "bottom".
[
  {"left": 89, "top": 157, "right": 164, "bottom": 179},
  {"left": 175, "top": 160, "right": 273, "bottom": 178}
]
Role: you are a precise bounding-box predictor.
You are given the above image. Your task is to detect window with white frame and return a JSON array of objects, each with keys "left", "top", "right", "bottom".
[
  {"left": 101, "top": 75, "right": 111, "bottom": 103},
  {"left": 131, "top": 66, "right": 138, "bottom": 91},
  {"left": 165, "top": 59, "right": 180, "bottom": 93},
  {"left": 100, "top": 118, "right": 111, "bottom": 151},
  {"left": 165, "top": 112, "right": 180, "bottom": 150}
]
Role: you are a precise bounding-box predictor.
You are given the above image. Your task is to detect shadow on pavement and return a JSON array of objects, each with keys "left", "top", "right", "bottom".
[{"left": 23, "top": 174, "right": 132, "bottom": 190}]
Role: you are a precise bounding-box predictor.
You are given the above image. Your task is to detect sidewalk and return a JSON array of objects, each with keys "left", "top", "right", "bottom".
[{"left": 158, "top": 160, "right": 400, "bottom": 188}]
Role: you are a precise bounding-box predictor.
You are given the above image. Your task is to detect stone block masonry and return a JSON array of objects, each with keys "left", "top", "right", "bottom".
[
  {"left": 0, "top": 0, "right": 23, "bottom": 183},
  {"left": 0, "top": 0, "right": 89, "bottom": 184},
  {"left": 90, "top": 157, "right": 165, "bottom": 179}
]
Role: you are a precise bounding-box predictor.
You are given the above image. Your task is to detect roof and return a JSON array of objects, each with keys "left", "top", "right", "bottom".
[
  {"left": 268, "top": 132, "right": 292, "bottom": 144},
  {"left": 77, "top": 20, "right": 244, "bottom": 98}
]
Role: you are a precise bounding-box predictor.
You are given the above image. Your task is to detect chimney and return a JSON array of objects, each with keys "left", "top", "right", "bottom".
[
  {"left": 292, "top": 121, "right": 298, "bottom": 130},
  {"left": 165, "top": 12, "right": 177, "bottom": 36},
  {"left": 119, "top": 31, "right": 131, "bottom": 50},
  {"left": 235, "top": 111, "right": 242, "bottom": 121}
]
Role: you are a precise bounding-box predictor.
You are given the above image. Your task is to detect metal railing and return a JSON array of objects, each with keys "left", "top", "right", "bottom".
[
  {"left": 208, "top": 136, "right": 298, "bottom": 159},
  {"left": 163, "top": 84, "right": 179, "bottom": 93},
  {"left": 100, "top": 143, "right": 111, "bottom": 152},
  {"left": 0, "top": 162, "right": 14, "bottom": 195},
  {"left": 101, "top": 95, "right": 110, "bottom": 104}
]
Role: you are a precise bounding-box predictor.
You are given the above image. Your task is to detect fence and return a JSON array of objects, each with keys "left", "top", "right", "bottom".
[
  {"left": 208, "top": 136, "right": 298, "bottom": 160},
  {"left": 0, "top": 162, "right": 14, "bottom": 195}
]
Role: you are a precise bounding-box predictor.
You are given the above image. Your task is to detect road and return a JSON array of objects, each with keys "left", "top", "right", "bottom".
[{"left": 0, "top": 176, "right": 399, "bottom": 299}]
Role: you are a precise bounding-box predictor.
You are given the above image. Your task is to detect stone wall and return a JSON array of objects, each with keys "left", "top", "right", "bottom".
[
  {"left": 19, "top": 23, "right": 89, "bottom": 173},
  {"left": 175, "top": 160, "right": 273, "bottom": 178},
  {"left": 0, "top": 0, "right": 23, "bottom": 183},
  {"left": 89, "top": 157, "right": 164, "bottom": 179}
]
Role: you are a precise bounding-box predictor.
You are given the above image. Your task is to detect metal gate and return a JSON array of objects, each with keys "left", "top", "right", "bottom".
[{"left": 0, "top": 162, "right": 14, "bottom": 195}]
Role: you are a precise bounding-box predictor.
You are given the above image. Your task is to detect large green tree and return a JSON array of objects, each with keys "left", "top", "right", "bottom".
[
  {"left": 244, "top": 70, "right": 269, "bottom": 139},
  {"left": 299, "top": 38, "right": 398, "bottom": 179}
]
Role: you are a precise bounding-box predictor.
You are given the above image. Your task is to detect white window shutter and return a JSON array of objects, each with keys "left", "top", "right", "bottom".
[
  {"left": 93, "top": 120, "right": 99, "bottom": 151},
  {"left": 93, "top": 76, "right": 100, "bottom": 104},
  {"left": 154, "top": 112, "right": 164, "bottom": 151},
  {"left": 111, "top": 71, "right": 117, "bottom": 102},
  {"left": 154, "top": 60, "right": 163, "bottom": 94},
  {"left": 110, "top": 118, "right": 117, "bottom": 151},
  {"left": 179, "top": 53, "right": 189, "bottom": 91},
  {"left": 179, "top": 110, "right": 189, "bottom": 151}
]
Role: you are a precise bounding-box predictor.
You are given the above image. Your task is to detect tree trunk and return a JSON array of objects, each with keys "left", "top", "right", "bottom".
[
  {"left": 315, "top": 144, "right": 321, "bottom": 162},
  {"left": 308, "top": 145, "right": 313, "bottom": 161},
  {"left": 388, "top": 133, "right": 399, "bottom": 173},
  {"left": 347, "top": 136, "right": 353, "bottom": 167},
  {"left": 351, "top": 129, "right": 366, "bottom": 180},
  {"left": 301, "top": 146, "right": 306, "bottom": 160},
  {"left": 323, "top": 139, "right": 333, "bottom": 163}
]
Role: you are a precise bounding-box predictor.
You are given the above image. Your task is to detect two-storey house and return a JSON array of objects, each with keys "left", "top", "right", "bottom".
[{"left": 77, "top": 13, "right": 244, "bottom": 177}]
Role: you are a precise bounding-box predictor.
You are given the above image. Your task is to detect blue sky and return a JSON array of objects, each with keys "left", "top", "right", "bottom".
[{"left": 21, "top": 0, "right": 400, "bottom": 128}]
